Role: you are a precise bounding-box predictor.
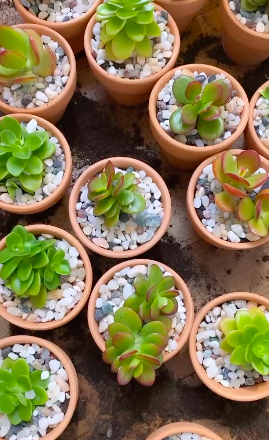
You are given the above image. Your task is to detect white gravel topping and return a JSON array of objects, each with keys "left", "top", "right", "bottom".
[
  {"left": 229, "top": 0, "right": 269, "bottom": 33},
  {"left": 253, "top": 94, "right": 269, "bottom": 148},
  {"left": 167, "top": 433, "right": 211, "bottom": 440},
  {"left": 21, "top": 0, "right": 96, "bottom": 22}
]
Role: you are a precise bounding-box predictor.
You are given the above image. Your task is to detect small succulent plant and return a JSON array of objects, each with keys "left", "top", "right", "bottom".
[
  {"left": 96, "top": 0, "right": 161, "bottom": 61},
  {"left": 0, "top": 116, "right": 56, "bottom": 197},
  {"left": 88, "top": 160, "right": 146, "bottom": 228},
  {"left": 260, "top": 86, "right": 269, "bottom": 100},
  {"left": 241, "top": 0, "right": 268, "bottom": 12},
  {"left": 0, "top": 357, "right": 49, "bottom": 424},
  {"left": 103, "top": 307, "right": 168, "bottom": 385},
  {"left": 220, "top": 307, "right": 269, "bottom": 375},
  {"left": 0, "top": 225, "right": 70, "bottom": 308},
  {"left": 124, "top": 264, "right": 178, "bottom": 321},
  {"left": 237, "top": 189, "right": 269, "bottom": 237},
  {"left": 169, "top": 76, "right": 233, "bottom": 140},
  {"left": 0, "top": 26, "right": 56, "bottom": 86}
]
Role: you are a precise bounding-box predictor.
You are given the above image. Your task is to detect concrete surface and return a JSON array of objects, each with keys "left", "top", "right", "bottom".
[{"left": 1, "top": 1, "right": 269, "bottom": 439}]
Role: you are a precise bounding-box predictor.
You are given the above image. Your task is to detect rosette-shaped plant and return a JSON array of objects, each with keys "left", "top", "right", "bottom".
[
  {"left": 103, "top": 307, "right": 168, "bottom": 385},
  {"left": 0, "top": 357, "right": 49, "bottom": 424},
  {"left": 0, "top": 225, "right": 70, "bottom": 308},
  {"left": 0, "top": 26, "right": 57, "bottom": 86},
  {"left": 213, "top": 150, "right": 268, "bottom": 212},
  {"left": 96, "top": 0, "right": 161, "bottom": 61},
  {"left": 170, "top": 76, "right": 232, "bottom": 140},
  {"left": 260, "top": 86, "right": 269, "bottom": 100},
  {"left": 0, "top": 116, "right": 56, "bottom": 196},
  {"left": 220, "top": 307, "right": 269, "bottom": 375},
  {"left": 124, "top": 264, "right": 178, "bottom": 320},
  {"left": 237, "top": 189, "right": 269, "bottom": 237},
  {"left": 241, "top": 0, "right": 267, "bottom": 12},
  {"left": 88, "top": 160, "right": 146, "bottom": 228}
]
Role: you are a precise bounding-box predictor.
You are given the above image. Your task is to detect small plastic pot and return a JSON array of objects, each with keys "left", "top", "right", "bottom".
[
  {"left": 189, "top": 292, "right": 269, "bottom": 401},
  {"left": 155, "top": 0, "right": 209, "bottom": 33},
  {"left": 0, "top": 224, "right": 93, "bottom": 330},
  {"left": 146, "top": 422, "right": 223, "bottom": 440},
  {"left": 0, "top": 24, "right": 76, "bottom": 124},
  {"left": 88, "top": 259, "right": 194, "bottom": 362}
]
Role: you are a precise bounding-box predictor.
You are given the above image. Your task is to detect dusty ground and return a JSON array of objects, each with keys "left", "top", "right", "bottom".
[{"left": 1, "top": 1, "right": 269, "bottom": 440}]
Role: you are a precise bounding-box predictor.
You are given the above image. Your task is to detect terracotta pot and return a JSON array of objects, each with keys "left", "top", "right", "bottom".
[
  {"left": 146, "top": 422, "right": 223, "bottom": 440},
  {"left": 149, "top": 64, "right": 249, "bottom": 169},
  {"left": 155, "top": 0, "right": 209, "bottom": 33},
  {"left": 88, "top": 259, "right": 194, "bottom": 362},
  {"left": 84, "top": 5, "right": 180, "bottom": 106},
  {"left": 0, "top": 113, "right": 72, "bottom": 214},
  {"left": 0, "top": 335, "right": 78, "bottom": 439},
  {"left": 0, "top": 224, "right": 93, "bottom": 330},
  {"left": 189, "top": 292, "right": 269, "bottom": 401},
  {"left": 245, "top": 80, "right": 269, "bottom": 160},
  {"left": 0, "top": 24, "right": 76, "bottom": 124},
  {"left": 220, "top": 0, "right": 269, "bottom": 66},
  {"left": 69, "top": 157, "right": 172, "bottom": 258},
  {"left": 13, "top": 0, "right": 101, "bottom": 55},
  {"left": 186, "top": 148, "right": 269, "bottom": 249}
]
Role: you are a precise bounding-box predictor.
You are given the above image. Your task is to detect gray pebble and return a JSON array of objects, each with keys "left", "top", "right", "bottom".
[
  {"left": 62, "top": 15, "right": 70, "bottom": 21},
  {"left": 160, "top": 10, "right": 168, "bottom": 20},
  {"left": 145, "top": 215, "right": 162, "bottom": 228},
  {"left": 40, "top": 348, "right": 50, "bottom": 360},
  {"left": 196, "top": 74, "right": 207, "bottom": 83},
  {"left": 203, "top": 349, "right": 212, "bottom": 359},
  {"left": 21, "top": 94, "right": 32, "bottom": 107},
  {"left": 119, "top": 213, "right": 130, "bottom": 222},
  {"left": 2, "top": 347, "right": 12, "bottom": 357},
  {"left": 240, "top": 8, "right": 251, "bottom": 18},
  {"left": 111, "top": 291, "right": 121, "bottom": 299},
  {"left": 156, "top": 100, "right": 167, "bottom": 110},
  {"left": 102, "top": 302, "right": 113, "bottom": 315},
  {"left": 207, "top": 74, "right": 217, "bottom": 83},
  {"left": 221, "top": 368, "right": 230, "bottom": 381},
  {"left": 126, "top": 167, "right": 134, "bottom": 172},
  {"left": 95, "top": 308, "right": 105, "bottom": 322},
  {"left": 56, "top": 46, "right": 65, "bottom": 56},
  {"left": 245, "top": 377, "right": 255, "bottom": 386},
  {"left": 262, "top": 118, "right": 268, "bottom": 127}
]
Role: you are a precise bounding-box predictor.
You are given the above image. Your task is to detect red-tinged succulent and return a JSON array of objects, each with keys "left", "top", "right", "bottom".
[
  {"left": 0, "top": 26, "right": 57, "bottom": 86},
  {"left": 237, "top": 189, "right": 269, "bottom": 237},
  {"left": 103, "top": 307, "right": 168, "bottom": 386},
  {"left": 124, "top": 264, "right": 178, "bottom": 321},
  {"left": 213, "top": 150, "right": 268, "bottom": 213},
  {"left": 169, "top": 76, "right": 233, "bottom": 140}
]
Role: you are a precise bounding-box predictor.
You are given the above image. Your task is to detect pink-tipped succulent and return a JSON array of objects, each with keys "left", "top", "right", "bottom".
[
  {"left": 213, "top": 150, "right": 268, "bottom": 213},
  {"left": 0, "top": 26, "right": 56, "bottom": 86},
  {"left": 237, "top": 189, "right": 269, "bottom": 237},
  {"left": 103, "top": 307, "right": 168, "bottom": 386}
]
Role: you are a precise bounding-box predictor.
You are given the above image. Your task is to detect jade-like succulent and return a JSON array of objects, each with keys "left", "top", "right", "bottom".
[
  {"left": 124, "top": 264, "right": 178, "bottom": 321},
  {"left": 260, "top": 86, "right": 269, "bottom": 100},
  {"left": 0, "top": 357, "right": 49, "bottom": 424},
  {"left": 237, "top": 189, "right": 269, "bottom": 237},
  {"left": 169, "top": 76, "right": 233, "bottom": 140},
  {"left": 241, "top": 0, "right": 268, "bottom": 12},
  {"left": 0, "top": 26, "right": 56, "bottom": 86},
  {"left": 88, "top": 160, "right": 146, "bottom": 228},
  {"left": 220, "top": 307, "right": 269, "bottom": 375},
  {"left": 0, "top": 116, "right": 56, "bottom": 196},
  {"left": 103, "top": 307, "right": 168, "bottom": 385},
  {"left": 0, "top": 225, "right": 70, "bottom": 308},
  {"left": 96, "top": 0, "right": 161, "bottom": 61},
  {"left": 213, "top": 150, "right": 268, "bottom": 213}
]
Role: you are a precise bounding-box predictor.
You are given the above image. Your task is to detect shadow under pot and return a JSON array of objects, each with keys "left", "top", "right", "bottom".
[{"left": 146, "top": 422, "right": 224, "bottom": 440}]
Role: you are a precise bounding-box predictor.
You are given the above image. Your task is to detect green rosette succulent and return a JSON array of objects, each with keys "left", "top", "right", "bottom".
[
  {"left": 103, "top": 307, "right": 168, "bottom": 385},
  {"left": 124, "top": 264, "right": 178, "bottom": 321},
  {"left": 220, "top": 307, "right": 269, "bottom": 375},
  {"left": 0, "top": 116, "right": 56, "bottom": 196},
  {"left": 0, "top": 225, "right": 70, "bottom": 308},
  {"left": 241, "top": 0, "right": 268, "bottom": 12},
  {"left": 0, "top": 357, "right": 49, "bottom": 424},
  {"left": 96, "top": 0, "right": 161, "bottom": 61},
  {"left": 88, "top": 160, "right": 146, "bottom": 228}
]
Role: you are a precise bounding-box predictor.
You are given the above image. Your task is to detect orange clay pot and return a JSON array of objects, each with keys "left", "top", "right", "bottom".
[
  {"left": 146, "top": 422, "right": 223, "bottom": 440},
  {"left": 84, "top": 5, "right": 180, "bottom": 106},
  {"left": 0, "top": 24, "right": 76, "bottom": 124},
  {"left": 220, "top": 0, "right": 269, "bottom": 66},
  {"left": 149, "top": 64, "right": 249, "bottom": 170},
  {"left": 88, "top": 259, "right": 194, "bottom": 362},
  {"left": 189, "top": 292, "right": 269, "bottom": 401},
  {"left": 13, "top": 0, "right": 102, "bottom": 55},
  {"left": 245, "top": 80, "right": 269, "bottom": 160},
  {"left": 0, "top": 114, "right": 72, "bottom": 214},
  {"left": 69, "top": 157, "right": 172, "bottom": 258},
  {"left": 0, "top": 225, "right": 93, "bottom": 330},
  {"left": 155, "top": 0, "right": 209, "bottom": 33},
  {"left": 0, "top": 335, "right": 78, "bottom": 439},
  {"left": 186, "top": 149, "right": 269, "bottom": 250}
]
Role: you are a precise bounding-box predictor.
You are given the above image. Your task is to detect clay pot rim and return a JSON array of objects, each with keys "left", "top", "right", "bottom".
[
  {"left": 221, "top": 0, "right": 269, "bottom": 40},
  {"left": 0, "top": 224, "right": 93, "bottom": 330},
  {"left": 68, "top": 157, "right": 172, "bottom": 258},
  {"left": 0, "top": 335, "right": 78, "bottom": 440},
  {"left": 248, "top": 80, "right": 269, "bottom": 158},
  {"left": 149, "top": 64, "right": 249, "bottom": 154},
  {"left": 189, "top": 292, "right": 269, "bottom": 401},
  {"left": 146, "top": 422, "right": 223, "bottom": 440},
  {"left": 84, "top": 5, "right": 180, "bottom": 86},
  {"left": 0, "top": 113, "right": 72, "bottom": 214},
  {"left": 0, "top": 24, "right": 76, "bottom": 115},
  {"left": 155, "top": 0, "right": 204, "bottom": 5},
  {"left": 87, "top": 258, "right": 194, "bottom": 362},
  {"left": 186, "top": 148, "right": 269, "bottom": 250}
]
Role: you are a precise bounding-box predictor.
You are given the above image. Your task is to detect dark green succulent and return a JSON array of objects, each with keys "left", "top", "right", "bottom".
[
  {"left": 0, "top": 225, "right": 70, "bottom": 308},
  {"left": 88, "top": 160, "right": 146, "bottom": 228},
  {"left": 103, "top": 307, "right": 168, "bottom": 385}
]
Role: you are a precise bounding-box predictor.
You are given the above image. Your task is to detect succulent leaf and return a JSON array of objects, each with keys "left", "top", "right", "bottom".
[
  {"left": 170, "top": 108, "right": 195, "bottom": 135},
  {"left": 260, "top": 87, "right": 269, "bottom": 100},
  {"left": 215, "top": 191, "right": 235, "bottom": 212},
  {"left": 197, "top": 117, "right": 224, "bottom": 140},
  {"left": 237, "top": 197, "right": 255, "bottom": 222}
]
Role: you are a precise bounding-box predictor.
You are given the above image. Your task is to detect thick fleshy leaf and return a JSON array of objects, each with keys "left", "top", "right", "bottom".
[
  {"left": 114, "top": 307, "right": 142, "bottom": 333},
  {"left": 0, "top": 369, "right": 16, "bottom": 387},
  {"left": 17, "top": 259, "right": 32, "bottom": 281},
  {"left": 197, "top": 117, "right": 224, "bottom": 140},
  {"left": 124, "top": 294, "right": 143, "bottom": 312},
  {"left": 162, "top": 298, "right": 178, "bottom": 315},
  {"left": 140, "top": 343, "right": 162, "bottom": 357},
  {"left": 112, "top": 332, "right": 135, "bottom": 351},
  {"left": 116, "top": 8, "right": 137, "bottom": 19},
  {"left": 0, "top": 395, "right": 16, "bottom": 414},
  {"left": 221, "top": 151, "right": 237, "bottom": 174},
  {"left": 13, "top": 72, "right": 37, "bottom": 85},
  {"left": 25, "top": 133, "right": 45, "bottom": 151},
  {"left": 125, "top": 19, "right": 146, "bottom": 42},
  {"left": 213, "top": 79, "right": 233, "bottom": 106},
  {"left": 136, "top": 354, "right": 160, "bottom": 366},
  {"left": 237, "top": 150, "right": 260, "bottom": 176},
  {"left": 215, "top": 191, "right": 235, "bottom": 212},
  {"left": 0, "top": 116, "right": 21, "bottom": 139},
  {"left": 32, "top": 385, "right": 48, "bottom": 406},
  {"left": 134, "top": 276, "right": 148, "bottom": 296},
  {"left": 106, "top": 16, "right": 126, "bottom": 36},
  {"left": 1, "top": 129, "right": 17, "bottom": 146},
  {"left": 170, "top": 108, "right": 195, "bottom": 135},
  {"left": 135, "top": 363, "right": 155, "bottom": 386},
  {"left": 135, "top": 35, "right": 151, "bottom": 57},
  {"left": 9, "top": 408, "right": 22, "bottom": 425},
  {"left": 24, "top": 155, "right": 43, "bottom": 175},
  {"left": 202, "top": 82, "right": 223, "bottom": 103},
  {"left": 108, "top": 323, "right": 130, "bottom": 337},
  {"left": 220, "top": 340, "right": 236, "bottom": 355},
  {"left": 25, "top": 271, "right": 41, "bottom": 296},
  {"left": 172, "top": 76, "right": 193, "bottom": 104},
  {"left": 29, "top": 284, "right": 47, "bottom": 308},
  {"left": 141, "top": 321, "right": 168, "bottom": 337},
  {"left": 157, "top": 315, "right": 172, "bottom": 331},
  {"left": 0, "top": 26, "right": 26, "bottom": 55},
  {"left": 139, "top": 300, "right": 151, "bottom": 320},
  {"left": 6, "top": 156, "right": 25, "bottom": 177},
  {"left": 0, "top": 256, "right": 23, "bottom": 280},
  {"left": 256, "top": 189, "right": 269, "bottom": 212},
  {"left": 158, "top": 297, "right": 168, "bottom": 310},
  {"left": 146, "top": 284, "right": 158, "bottom": 303},
  {"left": 245, "top": 173, "right": 268, "bottom": 189},
  {"left": 248, "top": 218, "right": 268, "bottom": 237},
  {"left": 88, "top": 176, "right": 106, "bottom": 193},
  {"left": 34, "top": 48, "right": 56, "bottom": 77},
  {"left": 1, "top": 357, "right": 14, "bottom": 370},
  {"left": 122, "top": 172, "right": 135, "bottom": 190},
  {"left": 150, "top": 297, "right": 160, "bottom": 320},
  {"left": 133, "top": 9, "right": 154, "bottom": 24},
  {"left": 220, "top": 318, "right": 237, "bottom": 335},
  {"left": 12, "top": 359, "right": 29, "bottom": 379},
  {"left": 148, "top": 264, "right": 163, "bottom": 285},
  {"left": 112, "top": 29, "right": 136, "bottom": 59},
  {"left": 118, "top": 190, "right": 134, "bottom": 206},
  {"left": 18, "top": 399, "right": 32, "bottom": 422},
  {"left": 102, "top": 347, "right": 120, "bottom": 364},
  {"left": 157, "top": 276, "right": 175, "bottom": 293},
  {"left": 143, "top": 333, "right": 167, "bottom": 349},
  {"left": 251, "top": 312, "right": 269, "bottom": 332},
  {"left": 104, "top": 206, "right": 120, "bottom": 228},
  {"left": 255, "top": 199, "right": 262, "bottom": 220},
  {"left": 145, "top": 20, "right": 161, "bottom": 37},
  {"left": 181, "top": 104, "right": 198, "bottom": 125},
  {"left": 185, "top": 81, "right": 202, "bottom": 101},
  {"left": 101, "top": 25, "right": 115, "bottom": 46},
  {"left": 237, "top": 197, "right": 255, "bottom": 222},
  {"left": 94, "top": 198, "right": 116, "bottom": 216},
  {"left": 119, "top": 349, "right": 138, "bottom": 362},
  {"left": 199, "top": 106, "right": 221, "bottom": 121},
  {"left": 213, "top": 156, "right": 229, "bottom": 184},
  {"left": 197, "top": 100, "right": 213, "bottom": 114},
  {"left": 34, "top": 141, "right": 55, "bottom": 160},
  {"left": 222, "top": 183, "right": 246, "bottom": 198},
  {"left": 0, "top": 50, "right": 27, "bottom": 70},
  {"left": 19, "top": 173, "right": 42, "bottom": 192},
  {"left": 260, "top": 87, "right": 269, "bottom": 100},
  {"left": 230, "top": 344, "right": 247, "bottom": 365},
  {"left": 117, "top": 365, "right": 133, "bottom": 385},
  {"left": 235, "top": 310, "right": 252, "bottom": 330},
  {"left": 17, "top": 375, "right": 32, "bottom": 392},
  {"left": 226, "top": 330, "right": 244, "bottom": 347},
  {"left": 243, "top": 324, "right": 259, "bottom": 343},
  {"left": 251, "top": 356, "right": 269, "bottom": 375},
  {"left": 13, "top": 146, "right": 31, "bottom": 160},
  {"left": 121, "top": 193, "right": 146, "bottom": 214}
]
